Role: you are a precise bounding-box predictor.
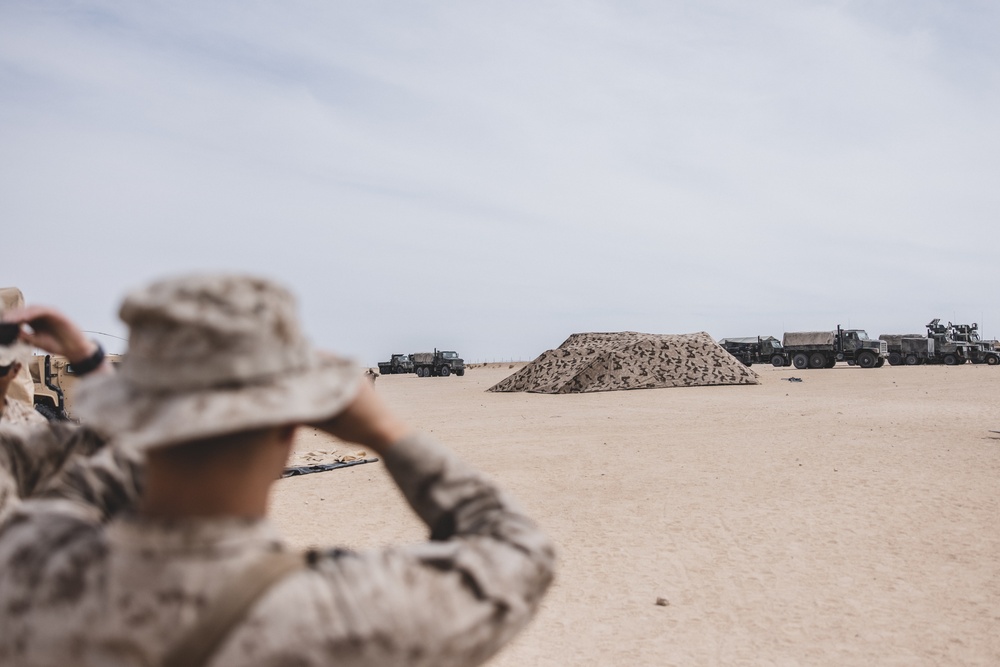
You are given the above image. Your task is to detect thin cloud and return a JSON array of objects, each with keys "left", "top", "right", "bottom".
[{"left": 2, "top": 0, "right": 999, "bottom": 362}]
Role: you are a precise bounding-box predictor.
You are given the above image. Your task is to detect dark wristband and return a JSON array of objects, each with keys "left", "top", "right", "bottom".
[{"left": 70, "top": 342, "right": 106, "bottom": 376}]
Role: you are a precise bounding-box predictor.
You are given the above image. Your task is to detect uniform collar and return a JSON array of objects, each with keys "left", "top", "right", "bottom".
[{"left": 106, "top": 514, "right": 285, "bottom": 557}]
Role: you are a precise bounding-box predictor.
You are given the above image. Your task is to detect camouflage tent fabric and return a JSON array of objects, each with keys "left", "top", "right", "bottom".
[{"left": 488, "top": 331, "right": 759, "bottom": 394}]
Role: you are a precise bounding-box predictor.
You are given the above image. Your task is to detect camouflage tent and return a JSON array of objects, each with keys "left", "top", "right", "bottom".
[{"left": 487, "top": 331, "right": 759, "bottom": 394}]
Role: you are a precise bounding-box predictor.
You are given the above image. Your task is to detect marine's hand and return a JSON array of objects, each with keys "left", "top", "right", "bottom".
[
  {"left": 4, "top": 305, "right": 99, "bottom": 365},
  {"left": 310, "top": 377, "right": 411, "bottom": 454}
]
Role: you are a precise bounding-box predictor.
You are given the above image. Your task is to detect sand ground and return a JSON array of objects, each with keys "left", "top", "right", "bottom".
[{"left": 271, "top": 363, "right": 1000, "bottom": 666}]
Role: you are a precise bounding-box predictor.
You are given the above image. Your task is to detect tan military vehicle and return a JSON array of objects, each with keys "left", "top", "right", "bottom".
[{"left": 30, "top": 353, "right": 123, "bottom": 420}]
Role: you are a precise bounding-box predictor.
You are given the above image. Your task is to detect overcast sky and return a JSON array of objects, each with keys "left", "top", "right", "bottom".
[{"left": 3, "top": 0, "right": 999, "bottom": 364}]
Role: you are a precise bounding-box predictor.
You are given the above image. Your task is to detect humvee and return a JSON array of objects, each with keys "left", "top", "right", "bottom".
[{"left": 30, "top": 353, "right": 123, "bottom": 420}]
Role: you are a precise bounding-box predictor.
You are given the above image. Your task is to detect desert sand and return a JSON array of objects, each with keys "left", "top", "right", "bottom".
[{"left": 271, "top": 362, "right": 1000, "bottom": 666}]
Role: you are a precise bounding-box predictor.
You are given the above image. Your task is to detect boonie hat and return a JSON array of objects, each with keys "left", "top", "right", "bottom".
[
  {"left": 75, "top": 274, "right": 361, "bottom": 451},
  {"left": 0, "top": 287, "right": 32, "bottom": 367}
]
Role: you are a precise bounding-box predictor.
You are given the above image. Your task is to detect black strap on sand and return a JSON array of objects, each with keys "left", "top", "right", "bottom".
[
  {"left": 281, "top": 457, "right": 378, "bottom": 478},
  {"left": 160, "top": 550, "right": 306, "bottom": 667}
]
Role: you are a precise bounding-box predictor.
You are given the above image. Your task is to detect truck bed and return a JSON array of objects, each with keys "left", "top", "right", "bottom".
[{"left": 782, "top": 331, "right": 835, "bottom": 348}]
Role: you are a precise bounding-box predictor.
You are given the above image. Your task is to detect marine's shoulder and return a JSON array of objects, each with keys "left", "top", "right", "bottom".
[
  {"left": 0, "top": 499, "right": 108, "bottom": 585},
  {"left": 0, "top": 398, "right": 46, "bottom": 427}
]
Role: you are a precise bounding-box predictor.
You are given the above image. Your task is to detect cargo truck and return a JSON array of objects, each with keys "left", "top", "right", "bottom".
[
  {"left": 782, "top": 326, "right": 887, "bottom": 369},
  {"left": 411, "top": 349, "right": 465, "bottom": 377},
  {"left": 377, "top": 353, "right": 414, "bottom": 375},
  {"left": 718, "top": 336, "right": 786, "bottom": 367}
]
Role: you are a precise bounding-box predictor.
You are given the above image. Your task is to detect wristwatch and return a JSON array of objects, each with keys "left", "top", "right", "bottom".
[{"left": 70, "top": 342, "right": 106, "bottom": 376}]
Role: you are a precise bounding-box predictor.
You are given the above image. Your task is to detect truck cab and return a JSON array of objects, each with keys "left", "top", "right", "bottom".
[
  {"left": 841, "top": 329, "right": 865, "bottom": 352},
  {"left": 377, "top": 353, "right": 414, "bottom": 375}
]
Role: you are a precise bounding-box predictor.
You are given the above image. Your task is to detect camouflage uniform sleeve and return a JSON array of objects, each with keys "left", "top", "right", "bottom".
[
  {"left": 0, "top": 423, "right": 141, "bottom": 526},
  {"left": 307, "top": 432, "right": 555, "bottom": 666},
  {"left": 33, "top": 434, "right": 143, "bottom": 522},
  {"left": 0, "top": 423, "right": 106, "bottom": 520}
]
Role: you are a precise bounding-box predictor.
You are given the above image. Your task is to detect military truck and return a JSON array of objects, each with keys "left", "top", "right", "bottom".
[
  {"left": 880, "top": 320, "right": 979, "bottom": 366},
  {"left": 30, "top": 352, "right": 123, "bottom": 420},
  {"left": 924, "top": 319, "right": 972, "bottom": 365},
  {"left": 782, "top": 326, "right": 887, "bottom": 369},
  {"left": 879, "top": 334, "right": 935, "bottom": 365},
  {"left": 878, "top": 334, "right": 928, "bottom": 366},
  {"left": 718, "top": 336, "right": 786, "bottom": 367},
  {"left": 412, "top": 349, "right": 465, "bottom": 377},
  {"left": 948, "top": 322, "right": 1000, "bottom": 365},
  {"left": 377, "top": 353, "right": 414, "bottom": 375}
]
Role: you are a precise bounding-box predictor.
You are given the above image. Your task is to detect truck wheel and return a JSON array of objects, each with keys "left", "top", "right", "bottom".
[
  {"left": 888, "top": 352, "right": 902, "bottom": 366},
  {"left": 770, "top": 355, "right": 785, "bottom": 367},
  {"left": 792, "top": 353, "right": 809, "bottom": 370},
  {"left": 34, "top": 402, "right": 67, "bottom": 422},
  {"left": 875, "top": 357, "right": 885, "bottom": 367},
  {"left": 905, "top": 354, "right": 918, "bottom": 366},
  {"left": 987, "top": 355, "right": 999, "bottom": 366},
  {"left": 809, "top": 352, "right": 826, "bottom": 369},
  {"left": 456, "top": 368, "right": 465, "bottom": 376},
  {"left": 825, "top": 358, "right": 836, "bottom": 368},
  {"left": 857, "top": 351, "right": 877, "bottom": 368},
  {"left": 943, "top": 354, "right": 958, "bottom": 366},
  {"left": 440, "top": 365, "right": 450, "bottom": 377},
  {"left": 418, "top": 367, "right": 428, "bottom": 377}
]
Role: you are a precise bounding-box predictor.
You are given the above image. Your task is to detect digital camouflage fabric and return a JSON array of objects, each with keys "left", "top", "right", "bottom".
[
  {"left": 75, "top": 274, "right": 361, "bottom": 452},
  {"left": 0, "top": 430, "right": 554, "bottom": 666},
  {"left": 488, "top": 331, "right": 759, "bottom": 394}
]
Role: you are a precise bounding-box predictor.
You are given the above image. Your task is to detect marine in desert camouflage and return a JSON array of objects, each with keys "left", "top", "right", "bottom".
[
  {"left": 0, "top": 287, "right": 44, "bottom": 426},
  {"left": 0, "top": 274, "right": 554, "bottom": 667}
]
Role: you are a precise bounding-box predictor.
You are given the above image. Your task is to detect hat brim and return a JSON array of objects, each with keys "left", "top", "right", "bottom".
[{"left": 75, "top": 355, "right": 362, "bottom": 451}]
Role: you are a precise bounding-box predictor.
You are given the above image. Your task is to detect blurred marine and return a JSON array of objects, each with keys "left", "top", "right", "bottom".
[
  {"left": 0, "top": 274, "right": 554, "bottom": 666},
  {"left": 0, "top": 287, "right": 45, "bottom": 427}
]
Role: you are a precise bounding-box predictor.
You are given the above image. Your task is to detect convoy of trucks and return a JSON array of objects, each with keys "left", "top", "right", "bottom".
[
  {"left": 720, "top": 318, "right": 1000, "bottom": 371},
  {"left": 723, "top": 326, "right": 893, "bottom": 370},
  {"left": 377, "top": 349, "right": 466, "bottom": 377}
]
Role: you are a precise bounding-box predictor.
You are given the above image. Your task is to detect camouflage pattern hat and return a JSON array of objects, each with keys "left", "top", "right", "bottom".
[
  {"left": 75, "top": 274, "right": 361, "bottom": 451},
  {"left": 0, "top": 287, "right": 32, "bottom": 367}
]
